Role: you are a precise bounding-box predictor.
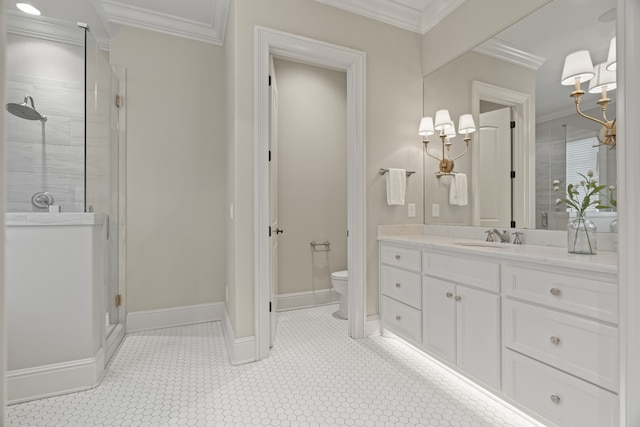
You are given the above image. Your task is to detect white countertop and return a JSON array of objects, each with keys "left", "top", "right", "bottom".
[
  {"left": 378, "top": 233, "right": 617, "bottom": 275},
  {"left": 6, "top": 212, "right": 108, "bottom": 226}
]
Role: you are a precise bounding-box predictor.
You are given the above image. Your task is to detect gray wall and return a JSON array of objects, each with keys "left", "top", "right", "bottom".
[{"left": 110, "top": 27, "right": 227, "bottom": 312}]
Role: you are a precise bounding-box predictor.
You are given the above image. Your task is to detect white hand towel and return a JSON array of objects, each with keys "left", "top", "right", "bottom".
[
  {"left": 449, "top": 173, "right": 468, "bottom": 206},
  {"left": 386, "top": 168, "right": 406, "bottom": 206}
]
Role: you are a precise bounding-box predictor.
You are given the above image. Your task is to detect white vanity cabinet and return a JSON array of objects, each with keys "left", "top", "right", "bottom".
[
  {"left": 379, "top": 244, "right": 422, "bottom": 346},
  {"left": 378, "top": 234, "right": 618, "bottom": 427},
  {"left": 501, "top": 263, "right": 619, "bottom": 427},
  {"left": 422, "top": 251, "right": 501, "bottom": 392}
]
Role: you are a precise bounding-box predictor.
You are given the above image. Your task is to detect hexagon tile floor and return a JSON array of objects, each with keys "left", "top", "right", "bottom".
[{"left": 7, "top": 304, "right": 542, "bottom": 426}]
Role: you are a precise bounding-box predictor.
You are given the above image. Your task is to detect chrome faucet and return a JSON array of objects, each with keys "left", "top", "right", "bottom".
[{"left": 490, "top": 229, "right": 510, "bottom": 243}]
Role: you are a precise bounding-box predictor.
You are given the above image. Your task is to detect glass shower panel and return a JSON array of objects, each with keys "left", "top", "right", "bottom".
[
  {"left": 535, "top": 124, "right": 567, "bottom": 231},
  {"left": 84, "top": 29, "right": 121, "bottom": 337}
]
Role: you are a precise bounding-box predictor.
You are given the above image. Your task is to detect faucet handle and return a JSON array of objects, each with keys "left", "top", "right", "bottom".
[
  {"left": 513, "top": 232, "right": 523, "bottom": 245},
  {"left": 485, "top": 230, "right": 495, "bottom": 242}
]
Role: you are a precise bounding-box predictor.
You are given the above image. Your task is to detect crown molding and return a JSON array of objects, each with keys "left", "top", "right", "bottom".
[
  {"left": 473, "top": 38, "right": 547, "bottom": 70},
  {"left": 314, "top": 0, "right": 423, "bottom": 33},
  {"left": 420, "top": 0, "right": 467, "bottom": 33},
  {"left": 6, "top": 11, "right": 110, "bottom": 50},
  {"left": 101, "top": 0, "right": 228, "bottom": 46}
]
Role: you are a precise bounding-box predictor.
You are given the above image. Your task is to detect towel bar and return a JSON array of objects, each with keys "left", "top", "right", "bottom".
[
  {"left": 379, "top": 168, "right": 415, "bottom": 177},
  {"left": 310, "top": 241, "right": 331, "bottom": 252}
]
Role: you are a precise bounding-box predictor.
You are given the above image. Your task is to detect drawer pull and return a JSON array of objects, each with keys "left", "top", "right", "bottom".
[
  {"left": 454, "top": 296, "right": 462, "bottom": 301},
  {"left": 395, "top": 282, "right": 401, "bottom": 288},
  {"left": 395, "top": 315, "right": 402, "bottom": 321},
  {"left": 395, "top": 254, "right": 401, "bottom": 260},
  {"left": 550, "top": 288, "right": 561, "bottom": 296},
  {"left": 550, "top": 336, "right": 561, "bottom": 345},
  {"left": 446, "top": 292, "right": 453, "bottom": 298},
  {"left": 550, "top": 395, "right": 561, "bottom": 405}
]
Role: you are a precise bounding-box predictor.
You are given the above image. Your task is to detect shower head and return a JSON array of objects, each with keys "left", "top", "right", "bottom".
[{"left": 6, "top": 95, "right": 47, "bottom": 122}]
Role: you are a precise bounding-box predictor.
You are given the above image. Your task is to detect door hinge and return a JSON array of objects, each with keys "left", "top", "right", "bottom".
[
  {"left": 115, "top": 94, "right": 123, "bottom": 108},
  {"left": 269, "top": 301, "right": 272, "bottom": 312},
  {"left": 510, "top": 121, "right": 516, "bottom": 129},
  {"left": 115, "top": 294, "right": 122, "bottom": 307},
  {"left": 269, "top": 75, "right": 272, "bottom": 86},
  {"left": 511, "top": 220, "right": 516, "bottom": 228},
  {"left": 269, "top": 226, "right": 272, "bottom": 237},
  {"left": 510, "top": 170, "right": 516, "bottom": 179},
  {"left": 269, "top": 150, "right": 271, "bottom": 162}
]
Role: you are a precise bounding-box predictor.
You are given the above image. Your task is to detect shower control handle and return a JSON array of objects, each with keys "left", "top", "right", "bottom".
[
  {"left": 395, "top": 283, "right": 401, "bottom": 288},
  {"left": 275, "top": 228, "right": 284, "bottom": 234}
]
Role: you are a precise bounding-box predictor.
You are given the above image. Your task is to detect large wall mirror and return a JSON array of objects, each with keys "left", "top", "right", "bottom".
[{"left": 423, "top": 0, "right": 617, "bottom": 233}]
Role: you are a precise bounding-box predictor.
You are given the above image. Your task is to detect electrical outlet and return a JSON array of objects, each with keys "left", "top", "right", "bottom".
[
  {"left": 432, "top": 204, "right": 440, "bottom": 217},
  {"left": 408, "top": 203, "right": 416, "bottom": 218}
]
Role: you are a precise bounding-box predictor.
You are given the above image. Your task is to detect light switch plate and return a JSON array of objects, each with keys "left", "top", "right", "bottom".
[
  {"left": 432, "top": 204, "right": 440, "bottom": 217},
  {"left": 408, "top": 203, "right": 416, "bottom": 218}
]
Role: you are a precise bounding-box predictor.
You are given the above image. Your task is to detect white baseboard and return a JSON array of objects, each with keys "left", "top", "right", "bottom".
[
  {"left": 276, "top": 288, "right": 339, "bottom": 311},
  {"left": 221, "top": 304, "right": 256, "bottom": 365},
  {"left": 366, "top": 314, "right": 381, "bottom": 337},
  {"left": 126, "top": 302, "right": 224, "bottom": 333},
  {"left": 7, "top": 349, "right": 105, "bottom": 405}
]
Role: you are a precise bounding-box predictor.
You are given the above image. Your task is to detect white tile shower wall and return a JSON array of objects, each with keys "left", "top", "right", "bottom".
[{"left": 6, "top": 75, "right": 84, "bottom": 212}]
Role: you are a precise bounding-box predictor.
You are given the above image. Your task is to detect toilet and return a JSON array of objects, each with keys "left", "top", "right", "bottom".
[{"left": 331, "top": 270, "right": 348, "bottom": 319}]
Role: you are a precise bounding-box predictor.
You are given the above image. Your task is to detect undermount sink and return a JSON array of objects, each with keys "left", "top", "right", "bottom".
[{"left": 452, "top": 241, "right": 509, "bottom": 248}]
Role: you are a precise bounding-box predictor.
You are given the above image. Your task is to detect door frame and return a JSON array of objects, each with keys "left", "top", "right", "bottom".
[
  {"left": 471, "top": 81, "right": 534, "bottom": 229},
  {"left": 254, "top": 26, "right": 367, "bottom": 360}
]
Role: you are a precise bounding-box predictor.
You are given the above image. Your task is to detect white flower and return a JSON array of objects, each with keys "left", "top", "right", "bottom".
[
  {"left": 580, "top": 180, "right": 586, "bottom": 186},
  {"left": 587, "top": 170, "right": 594, "bottom": 177},
  {"left": 553, "top": 179, "right": 560, "bottom": 185},
  {"left": 555, "top": 198, "right": 562, "bottom": 205},
  {"left": 554, "top": 186, "right": 560, "bottom": 192},
  {"left": 609, "top": 186, "right": 616, "bottom": 191}
]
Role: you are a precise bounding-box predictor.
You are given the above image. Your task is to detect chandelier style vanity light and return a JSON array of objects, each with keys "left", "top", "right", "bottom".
[
  {"left": 419, "top": 109, "right": 476, "bottom": 177},
  {"left": 560, "top": 39, "right": 617, "bottom": 148}
]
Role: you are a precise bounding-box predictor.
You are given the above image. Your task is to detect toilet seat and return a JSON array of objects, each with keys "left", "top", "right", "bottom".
[{"left": 331, "top": 270, "right": 348, "bottom": 280}]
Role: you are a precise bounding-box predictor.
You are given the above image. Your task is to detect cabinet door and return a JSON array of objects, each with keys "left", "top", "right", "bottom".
[
  {"left": 422, "top": 276, "right": 456, "bottom": 364},
  {"left": 456, "top": 285, "right": 501, "bottom": 391}
]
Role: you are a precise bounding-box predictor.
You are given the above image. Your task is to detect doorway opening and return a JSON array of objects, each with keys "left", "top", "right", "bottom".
[{"left": 254, "top": 27, "right": 366, "bottom": 360}]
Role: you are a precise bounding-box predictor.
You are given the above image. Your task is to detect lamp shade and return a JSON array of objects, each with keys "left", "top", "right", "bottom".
[
  {"left": 561, "top": 50, "right": 595, "bottom": 86},
  {"left": 434, "top": 109, "right": 452, "bottom": 131},
  {"left": 588, "top": 63, "right": 617, "bottom": 93},
  {"left": 418, "top": 116, "right": 434, "bottom": 136},
  {"left": 458, "top": 114, "right": 476, "bottom": 134},
  {"left": 606, "top": 37, "right": 617, "bottom": 71},
  {"left": 444, "top": 122, "right": 456, "bottom": 138}
]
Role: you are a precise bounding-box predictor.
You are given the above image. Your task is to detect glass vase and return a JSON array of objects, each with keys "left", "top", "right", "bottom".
[{"left": 567, "top": 213, "right": 597, "bottom": 254}]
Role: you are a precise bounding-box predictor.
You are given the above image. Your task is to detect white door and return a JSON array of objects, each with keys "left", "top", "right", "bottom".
[
  {"left": 455, "top": 285, "right": 501, "bottom": 391},
  {"left": 269, "top": 56, "right": 279, "bottom": 348},
  {"left": 422, "top": 276, "right": 456, "bottom": 364},
  {"left": 478, "top": 107, "right": 512, "bottom": 228}
]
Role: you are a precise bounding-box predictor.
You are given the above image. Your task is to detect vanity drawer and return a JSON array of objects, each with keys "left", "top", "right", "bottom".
[
  {"left": 381, "top": 295, "right": 421, "bottom": 345},
  {"left": 503, "top": 350, "right": 618, "bottom": 427},
  {"left": 380, "top": 265, "right": 421, "bottom": 309},
  {"left": 422, "top": 251, "right": 500, "bottom": 293},
  {"left": 380, "top": 244, "right": 421, "bottom": 272},
  {"left": 502, "top": 265, "right": 618, "bottom": 323},
  {"left": 504, "top": 299, "right": 618, "bottom": 392}
]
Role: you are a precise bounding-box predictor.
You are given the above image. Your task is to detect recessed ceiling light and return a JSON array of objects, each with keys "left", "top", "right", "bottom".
[{"left": 16, "top": 3, "right": 41, "bottom": 16}]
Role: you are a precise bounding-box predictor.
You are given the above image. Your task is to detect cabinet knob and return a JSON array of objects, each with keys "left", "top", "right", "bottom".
[
  {"left": 395, "top": 254, "right": 401, "bottom": 260},
  {"left": 395, "top": 283, "right": 401, "bottom": 288},
  {"left": 454, "top": 296, "right": 462, "bottom": 301},
  {"left": 550, "top": 336, "right": 561, "bottom": 345},
  {"left": 446, "top": 292, "right": 453, "bottom": 298},
  {"left": 395, "top": 315, "right": 401, "bottom": 321},
  {"left": 550, "top": 288, "right": 561, "bottom": 296},
  {"left": 550, "top": 395, "right": 561, "bottom": 405}
]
